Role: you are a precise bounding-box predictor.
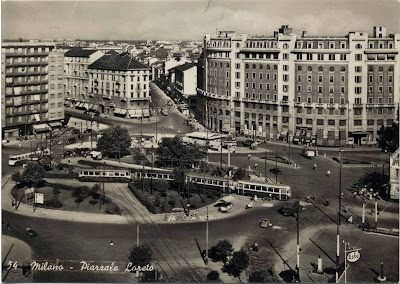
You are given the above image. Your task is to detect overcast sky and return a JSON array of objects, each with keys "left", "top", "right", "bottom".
[{"left": 2, "top": 0, "right": 399, "bottom": 40}]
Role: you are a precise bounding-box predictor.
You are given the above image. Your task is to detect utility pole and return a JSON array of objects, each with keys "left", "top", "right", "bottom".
[
  {"left": 90, "top": 117, "right": 93, "bottom": 150},
  {"left": 102, "top": 161, "right": 106, "bottom": 209},
  {"left": 296, "top": 209, "right": 300, "bottom": 282},
  {"left": 205, "top": 205, "right": 209, "bottom": 264},
  {"left": 80, "top": 121, "right": 83, "bottom": 145},
  {"left": 220, "top": 138, "right": 223, "bottom": 169},
  {"left": 275, "top": 140, "right": 278, "bottom": 184},
  {"left": 336, "top": 148, "right": 343, "bottom": 283},
  {"left": 150, "top": 146, "right": 154, "bottom": 195},
  {"left": 155, "top": 108, "right": 158, "bottom": 145},
  {"left": 136, "top": 224, "right": 140, "bottom": 247},
  {"left": 375, "top": 199, "right": 378, "bottom": 228}
]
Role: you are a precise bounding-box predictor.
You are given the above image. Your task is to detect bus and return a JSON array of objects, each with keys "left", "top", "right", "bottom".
[{"left": 8, "top": 149, "right": 50, "bottom": 166}]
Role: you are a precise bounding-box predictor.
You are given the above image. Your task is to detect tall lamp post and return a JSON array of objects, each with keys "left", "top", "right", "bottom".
[{"left": 336, "top": 147, "right": 344, "bottom": 283}]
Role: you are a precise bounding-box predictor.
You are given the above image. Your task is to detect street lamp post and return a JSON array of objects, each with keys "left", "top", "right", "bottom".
[
  {"left": 296, "top": 208, "right": 301, "bottom": 282},
  {"left": 336, "top": 147, "right": 343, "bottom": 283},
  {"left": 205, "top": 205, "right": 209, "bottom": 264}
]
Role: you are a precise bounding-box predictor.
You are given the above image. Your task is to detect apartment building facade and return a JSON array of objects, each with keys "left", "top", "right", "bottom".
[
  {"left": 1, "top": 42, "right": 64, "bottom": 139},
  {"left": 86, "top": 52, "right": 151, "bottom": 118},
  {"left": 64, "top": 48, "right": 104, "bottom": 103},
  {"left": 390, "top": 148, "right": 399, "bottom": 200},
  {"left": 199, "top": 26, "right": 400, "bottom": 146}
]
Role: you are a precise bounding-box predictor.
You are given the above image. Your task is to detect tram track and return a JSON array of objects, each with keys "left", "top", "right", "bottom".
[{"left": 106, "top": 183, "right": 205, "bottom": 282}]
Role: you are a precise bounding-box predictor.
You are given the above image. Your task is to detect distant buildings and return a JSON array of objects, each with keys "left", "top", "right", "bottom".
[
  {"left": 199, "top": 26, "right": 400, "bottom": 143},
  {"left": 390, "top": 148, "right": 399, "bottom": 200},
  {"left": 64, "top": 48, "right": 104, "bottom": 102},
  {"left": 86, "top": 52, "right": 152, "bottom": 118},
  {"left": 1, "top": 42, "right": 64, "bottom": 139}
]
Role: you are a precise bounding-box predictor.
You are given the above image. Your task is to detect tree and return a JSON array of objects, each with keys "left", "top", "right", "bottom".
[
  {"left": 377, "top": 123, "right": 399, "bottom": 153},
  {"left": 156, "top": 137, "right": 206, "bottom": 168},
  {"left": 224, "top": 249, "right": 249, "bottom": 278},
  {"left": 248, "top": 270, "right": 273, "bottom": 283},
  {"left": 172, "top": 167, "right": 186, "bottom": 194},
  {"left": 19, "top": 162, "right": 46, "bottom": 186},
  {"left": 209, "top": 240, "right": 233, "bottom": 262},
  {"left": 11, "top": 171, "right": 21, "bottom": 184},
  {"left": 232, "top": 168, "right": 247, "bottom": 181},
  {"left": 96, "top": 125, "right": 131, "bottom": 158},
  {"left": 129, "top": 245, "right": 152, "bottom": 269}
]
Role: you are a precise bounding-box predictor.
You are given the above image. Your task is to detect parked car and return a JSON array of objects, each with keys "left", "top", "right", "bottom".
[
  {"left": 259, "top": 219, "right": 271, "bottom": 228},
  {"left": 26, "top": 228, "right": 38, "bottom": 237},
  {"left": 219, "top": 203, "right": 233, "bottom": 212},
  {"left": 278, "top": 206, "right": 295, "bottom": 216},
  {"left": 161, "top": 108, "right": 169, "bottom": 116},
  {"left": 242, "top": 139, "right": 253, "bottom": 148},
  {"left": 246, "top": 202, "right": 253, "bottom": 209}
]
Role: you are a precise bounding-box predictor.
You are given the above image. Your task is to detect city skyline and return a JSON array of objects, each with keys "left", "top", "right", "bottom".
[{"left": 2, "top": 0, "right": 400, "bottom": 41}]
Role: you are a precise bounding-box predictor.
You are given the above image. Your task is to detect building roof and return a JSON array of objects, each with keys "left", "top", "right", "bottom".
[
  {"left": 65, "top": 48, "right": 98, "bottom": 58},
  {"left": 88, "top": 52, "right": 150, "bottom": 71},
  {"left": 171, "top": 62, "right": 196, "bottom": 72}
]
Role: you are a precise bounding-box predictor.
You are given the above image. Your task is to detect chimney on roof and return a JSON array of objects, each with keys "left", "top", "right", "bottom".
[{"left": 302, "top": 31, "right": 307, "bottom": 37}]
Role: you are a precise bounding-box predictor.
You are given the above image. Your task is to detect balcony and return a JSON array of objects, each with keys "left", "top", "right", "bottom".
[
  {"left": 5, "top": 89, "right": 48, "bottom": 97},
  {"left": 6, "top": 108, "right": 47, "bottom": 117},
  {"left": 7, "top": 61, "right": 48, "bottom": 67},
  {"left": 6, "top": 71, "right": 48, "bottom": 77},
  {"left": 13, "top": 99, "right": 48, "bottom": 106},
  {"left": 353, "top": 104, "right": 363, "bottom": 108},
  {"left": 280, "top": 100, "right": 290, "bottom": 106},
  {"left": 6, "top": 52, "right": 48, "bottom": 57},
  {"left": 6, "top": 80, "right": 48, "bottom": 87}
]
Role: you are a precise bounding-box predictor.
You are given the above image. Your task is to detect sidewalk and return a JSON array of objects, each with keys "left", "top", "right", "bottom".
[
  {"left": 2, "top": 235, "right": 33, "bottom": 283},
  {"left": 259, "top": 140, "right": 382, "bottom": 152}
]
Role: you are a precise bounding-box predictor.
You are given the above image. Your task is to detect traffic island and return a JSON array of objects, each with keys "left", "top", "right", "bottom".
[{"left": 10, "top": 181, "right": 121, "bottom": 215}]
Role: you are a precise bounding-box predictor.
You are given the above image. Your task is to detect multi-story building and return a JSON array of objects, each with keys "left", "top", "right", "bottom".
[
  {"left": 1, "top": 42, "right": 64, "bottom": 139},
  {"left": 87, "top": 52, "right": 151, "bottom": 118},
  {"left": 63, "top": 48, "right": 104, "bottom": 104},
  {"left": 199, "top": 26, "right": 400, "bottom": 145},
  {"left": 170, "top": 63, "right": 198, "bottom": 107},
  {"left": 389, "top": 148, "right": 399, "bottom": 200}
]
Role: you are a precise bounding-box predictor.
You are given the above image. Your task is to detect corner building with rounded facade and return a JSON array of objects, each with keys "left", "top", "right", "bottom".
[{"left": 198, "top": 26, "right": 400, "bottom": 146}]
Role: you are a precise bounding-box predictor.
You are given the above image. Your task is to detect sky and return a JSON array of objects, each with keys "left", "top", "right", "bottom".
[{"left": 2, "top": 0, "right": 400, "bottom": 40}]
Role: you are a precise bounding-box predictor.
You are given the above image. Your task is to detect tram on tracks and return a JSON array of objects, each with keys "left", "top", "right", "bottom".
[
  {"left": 236, "top": 180, "right": 291, "bottom": 200},
  {"left": 78, "top": 169, "right": 132, "bottom": 182},
  {"left": 132, "top": 171, "right": 174, "bottom": 181}
]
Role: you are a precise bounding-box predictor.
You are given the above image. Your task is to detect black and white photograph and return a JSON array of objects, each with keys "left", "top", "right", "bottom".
[{"left": 1, "top": 0, "right": 399, "bottom": 282}]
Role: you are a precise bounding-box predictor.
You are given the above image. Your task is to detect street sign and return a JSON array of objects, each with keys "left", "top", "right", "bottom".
[
  {"left": 347, "top": 251, "right": 360, "bottom": 263},
  {"left": 35, "top": 193, "right": 44, "bottom": 204}
]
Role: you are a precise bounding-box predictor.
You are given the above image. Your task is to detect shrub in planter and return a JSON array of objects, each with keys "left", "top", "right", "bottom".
[
  {"left": 45, "top": 198, "right": 63, "bottom": 208},
  {"left": 207, "top": 271, "right": 220, "bottom": 281},
  {"left": 89, "top": 199, "right": 98, "bottom": 205},
  {"left": 105, "top": 203, "right": 121, "bottom": 215}
]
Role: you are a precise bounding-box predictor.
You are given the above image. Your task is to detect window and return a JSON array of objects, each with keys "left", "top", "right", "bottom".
[
  {"left": 317, "top": 54, "right": 324, "bottom": 60},
  {"left": 340, "top": 54, "right": 347, "bottom": 61},
  {"left": 297, "top": 74, "right": 301, "bottom": 81},
  {"left": 355, "top": 66, "right": 362, "bottom": 72},
  {"left": 329, "top": 75, "right": 334, "bottom": 83},
  {"left": 235, "top": 63, "right": 240, "bottom": 69},
  {"left": 283, "top": 53, "right": 289, "bottom": 60},
  {"left": 328, "top": 120, "right": 335, "bottom": 126},
  {"left": 318, "top": 75, "right": 323, "bottom": 83},
  {"left": 355, "top": 87, "right": 362, "bottom": 94},
  {"left": 355, "top": 54, "right": 362, "bottom": 61},
  {"left": 318, "top": 86, "right": 323, "bottom": 93},
  {"left": 355, "top": 76, "right": 362, "bottom": 83},
  {"left": 283, "top": 74, "right": 289, "bottom": 82},
  {"left": 283, "top": 65, "right": 289, "bottom": 71},
  {"left": 259, "top": 83, "right": 263, "bottom": 89},
  {"left": 354, "top": 120, "right": 362, "bottom": 126},
  {"left": 317, "top": 119, "right": 324, "bottom": 125},
  {"left": 259, "top": 73, "right": 263, "bottom": 80}
]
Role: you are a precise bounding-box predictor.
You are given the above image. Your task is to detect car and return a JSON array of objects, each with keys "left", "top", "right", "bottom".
[
  {"left": 161, "top": 108, "right": 169, "bottom": 116},
  {"left": 246, "top": 202, "right": 253, "bottom": 209},
  {"left": 259, "top": 219, "right": 270, "bottom": 228},
  {"left": 242, "top": 139, "right": 253, "bottom": 148},
  {"left": 219, "top": 203, "right": 232, "bottom": 212},
  {"left": 25, "top": 228, "right": 38, "bottom": 237},
  {"left": 83, "top": 129, "right": 92, "bottom": 133},
  {"left": 278, "top": 206, "right": 295, "bottom": 216}
]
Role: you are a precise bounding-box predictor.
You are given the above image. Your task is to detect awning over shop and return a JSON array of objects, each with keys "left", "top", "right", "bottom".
[
  {"left": 88, "top": 104, "right": 95, "bottom": 110},
  {"left": 33, "top": 114, "right": 41, "bottom": 122},
  {"left": 33, "top": 124, "right": 50, "bottom": 133},
  {"left": 114, "top": 108, "right": 122, "bottom": 114},
  {"left": 120, "top": 109, "right": 128, "bottom": 116},
  {"left": 49, "top": 122, "right": 62, "bottom": 128},
  {"left": 128, "top": 109, "right": 142, "bottom": 118}
]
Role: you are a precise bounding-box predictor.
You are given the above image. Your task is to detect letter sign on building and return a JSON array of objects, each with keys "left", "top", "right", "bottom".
[{"left": 347, "top": 251, "right": 361, "bottom": 263}]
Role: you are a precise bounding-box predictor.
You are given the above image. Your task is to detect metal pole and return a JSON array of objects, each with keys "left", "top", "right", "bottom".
[
  {"left": 80, "top": 121, "right": 83, "bottom": 144},
  {"left": 205, "top": 205, "right": 209, "bottom": 264},
  {"left": 220, "top": 139, "right": 223, "bottom": 168},
  {"left": 227, "top": 146, "right": 231, "bottom": 167},
  {"left": 296, "top": 210, "right": 300, "bottom": 282},
  {"left": 155, "top": 109, "right": 158, "bottom": 144},
  {"left": 362, "top": 202, "right": 366, "bottom": 226},
  {"left": 90, "top": 118, "right": 93, "bottom": 150},
  {"left": 102, "top": 162, "right": 105, "bottom": 209},
  {"left": 336, "top": 149, "right": 343, "bottom": 283},
  {"left": 136, "top": 224, "right": 139, "bottom": 247},
  {"left": 375, "top": 199, "right": 378, "bottom": 228},
  {"left": 344, "top": 242, "right": 347, "bottom": 284},
  {"left": 150, "top": 146, "right": 154, "bottom": 195},
  {"left": 264, "top": 150, "right": 267, "bottom": 179},
  {"left": 275, "top": 141, "right": 278, "bottom": 184}
]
